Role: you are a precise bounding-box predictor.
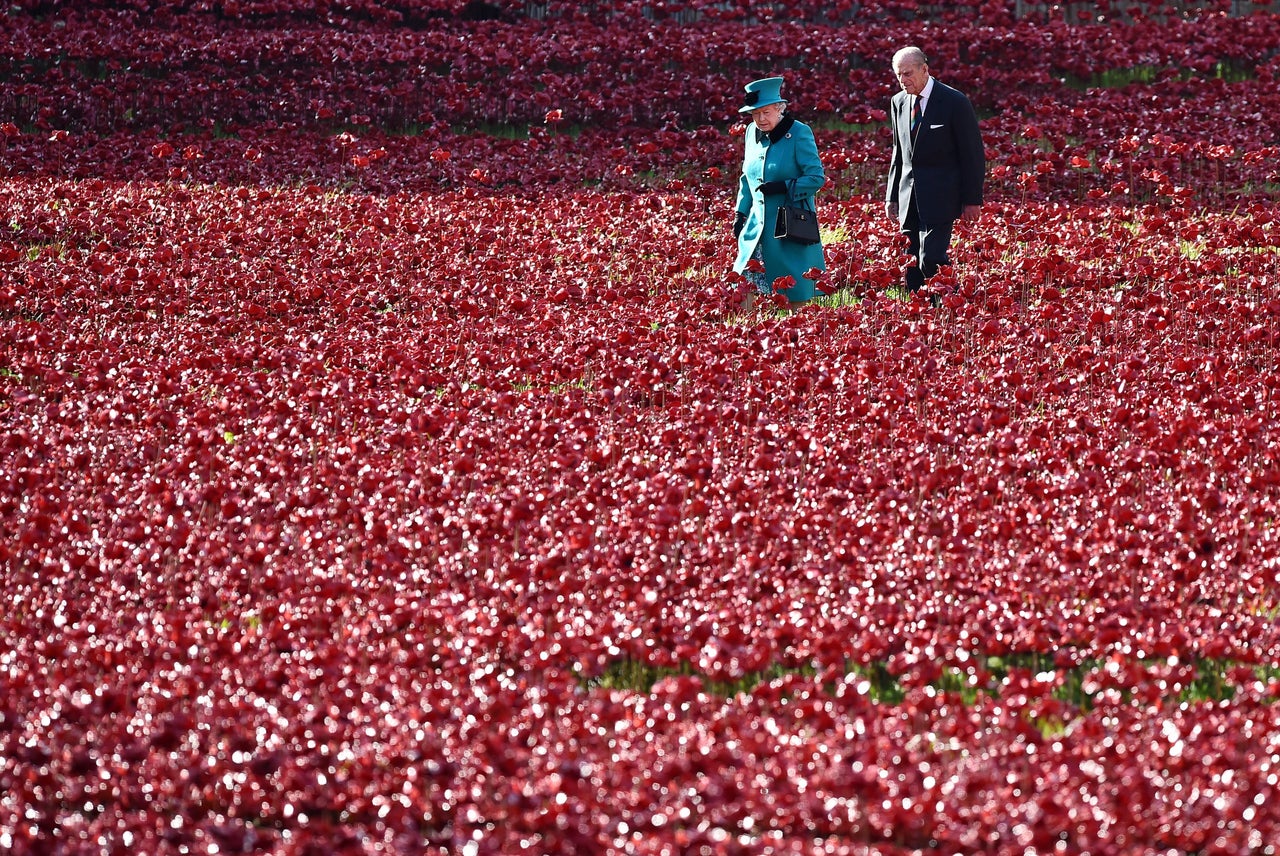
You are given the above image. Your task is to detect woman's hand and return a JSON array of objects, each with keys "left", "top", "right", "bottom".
[
  {"left": 733, "top": 211, "right": 747, "bottom": 238},
  {"left": 759, "top": 181, "right": 787, "bottom": 196}
]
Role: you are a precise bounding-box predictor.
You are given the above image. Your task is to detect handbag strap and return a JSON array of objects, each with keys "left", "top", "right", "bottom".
[{"left": 783, "top": 179, "right": 816, "bottom": 212}]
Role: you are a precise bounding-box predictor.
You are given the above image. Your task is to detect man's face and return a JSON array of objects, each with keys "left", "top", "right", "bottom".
[{"left": 894, "top": 61, "right": 928, "bottom": 96}]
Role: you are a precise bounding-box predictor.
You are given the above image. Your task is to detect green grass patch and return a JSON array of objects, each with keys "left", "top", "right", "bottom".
[
  {"left": 448, "top": 121, "right": 587, "bottom": 140},
  {"left": 587, "top": 658, "right": 819, "bottom": 697},
  {"left": 813, "top": 287, "right": 862, "bottom": 309},
  {"left": 582, "top": 652, "right": 1280, "bottom": 710},
  {"left": 511, "top": 374, "right": 597, "bottom": 396},
  {"left": 1179, "top": 239, "right": 1206, "bottom": 260},
  {"left": 1220, "top": 245, "right": 1280, "bottom": 256},
  {"left": 1062, "top": 61, "right": 1254, "bottom": 90},
  {"left": 808, "top": 118, "right": 881, "bottom": 134},
  {"left": 820, "top": 222, "right": 852, "bottom": 245}
]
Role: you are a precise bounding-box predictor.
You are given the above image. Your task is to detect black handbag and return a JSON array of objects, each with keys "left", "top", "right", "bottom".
[{"left": 773, "top": 203, "right": 820, "bottom": 245}]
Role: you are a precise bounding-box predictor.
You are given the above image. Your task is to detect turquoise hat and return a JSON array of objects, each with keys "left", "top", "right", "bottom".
[{"left": 739, "top": 77, "right": 786, "bottom": 113}]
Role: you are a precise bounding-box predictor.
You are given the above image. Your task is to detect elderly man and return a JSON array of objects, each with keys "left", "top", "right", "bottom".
[{"left": 885, "top": 46, "right": 985, "bottom": 299}]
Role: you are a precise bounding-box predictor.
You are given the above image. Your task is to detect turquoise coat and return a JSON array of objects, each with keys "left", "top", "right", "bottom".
[{"left": 733, "top": 114, "right": 827, "bottom": 302}]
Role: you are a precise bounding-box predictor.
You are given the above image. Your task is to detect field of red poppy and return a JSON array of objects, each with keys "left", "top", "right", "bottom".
[{"left": 4, "top": 1, "right": 1280, "bottom": 853}]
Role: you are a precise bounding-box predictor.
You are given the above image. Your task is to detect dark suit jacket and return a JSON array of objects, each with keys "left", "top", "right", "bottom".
[{"left": 886, "top": 80, "right": 985, "bottom": 227}]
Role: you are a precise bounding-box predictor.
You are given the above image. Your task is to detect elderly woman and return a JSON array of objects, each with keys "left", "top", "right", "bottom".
[{"left": 732, "top": 76, "right": 827, "bottom": 310}]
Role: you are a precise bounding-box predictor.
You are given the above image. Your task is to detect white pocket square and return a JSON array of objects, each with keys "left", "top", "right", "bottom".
[{"left": 929, "top": 123, "right": 944, "bottom": 129}]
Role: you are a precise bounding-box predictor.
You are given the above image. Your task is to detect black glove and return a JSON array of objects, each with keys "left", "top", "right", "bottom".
[
  {"left": 759, "top": 180, "right": 788, "bottom": 196},
  {"left": 733, "top": 211, "right": 747, "bottom": 238}
]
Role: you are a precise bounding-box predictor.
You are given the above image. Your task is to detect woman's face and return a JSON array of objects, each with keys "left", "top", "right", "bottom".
[{"left": 750, "top": 102, "right": 785, "bottom": 132}]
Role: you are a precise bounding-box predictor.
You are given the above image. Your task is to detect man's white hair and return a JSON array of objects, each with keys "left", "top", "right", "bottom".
[{"left": 892, "top": 46, "right": 929, "bottom": 68}]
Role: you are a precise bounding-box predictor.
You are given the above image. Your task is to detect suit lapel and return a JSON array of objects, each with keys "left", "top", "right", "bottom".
[
  {"left": 903, "top": 94, "right": 917, "bottom": 153},
  {"left": 909, "top": 86, "right": 948, "bottom": 152},
  {"left": 901, "top": 95, "right": 911, "bottom": 151}
]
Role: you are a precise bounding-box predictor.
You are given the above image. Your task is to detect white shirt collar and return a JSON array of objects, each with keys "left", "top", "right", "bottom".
[{"left": 918, "top": 76, "right": 935, "bottom": 103}]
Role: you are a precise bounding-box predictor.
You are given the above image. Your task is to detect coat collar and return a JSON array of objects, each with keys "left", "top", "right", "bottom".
[
  {"left": 755, "top": 113, "right": 797, "bottom": 145},
  {"left": 904, "top": 79, "right": 943, "bottom": 109}
]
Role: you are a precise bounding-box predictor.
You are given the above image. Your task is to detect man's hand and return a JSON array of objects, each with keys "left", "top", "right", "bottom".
[{"left": 885, "top": 200, "right": 897, "bottom": 220}]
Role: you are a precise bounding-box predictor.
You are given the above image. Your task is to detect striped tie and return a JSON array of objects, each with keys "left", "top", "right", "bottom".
[{"left": 910, "top": 96, "right": 923, "bottom": 138}]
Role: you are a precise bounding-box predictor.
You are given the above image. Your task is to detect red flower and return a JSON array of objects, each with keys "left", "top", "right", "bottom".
[
  {"left": 746, "top": 258, "right": 765, "bottom": 273},
  {"left": 772, "top": 275, "right": 796, "bottom": 293}
]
